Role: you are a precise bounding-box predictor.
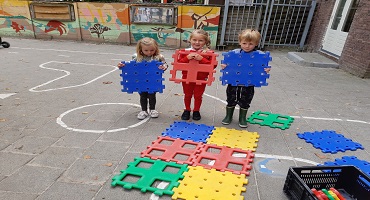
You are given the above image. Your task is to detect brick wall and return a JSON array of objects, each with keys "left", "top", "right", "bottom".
[
  {"left": 339, "top": 0, "right": 370, "bottom": 78},
  {"left": 306, "top": 0, "right": 336, "bottom": 52},
  {"left": 306, "top": 0, "right": 369, "bottom": 78}
]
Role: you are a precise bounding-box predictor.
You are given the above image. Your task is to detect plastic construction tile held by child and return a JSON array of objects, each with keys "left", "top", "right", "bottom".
[{"left": 120, "top": 60, "right": 165, "bottom": 94}]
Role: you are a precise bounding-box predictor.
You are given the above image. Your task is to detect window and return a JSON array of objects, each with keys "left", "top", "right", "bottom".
[
  {"left": 130, "top": 6, "right": 177, "bottom": 25},
  {"left": 30, "top": 3, "right": 75, "bottom": 21},
  {"left": 342, "top": 0, "right": 359, "bottom": 32},
  {"left": 331, "top": 0, "right": 346, "bottom": 30},
  {"left": 230, "top": 0, "right": 253, "bottom": 6}
]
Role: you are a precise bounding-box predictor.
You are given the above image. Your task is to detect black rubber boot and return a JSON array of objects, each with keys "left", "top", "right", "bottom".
[
  {"left": 239, "top": 108, "right": 248, "bottom": 128},
  {"left": 222, "top": 106, "right": 235, "bottom": 125}
]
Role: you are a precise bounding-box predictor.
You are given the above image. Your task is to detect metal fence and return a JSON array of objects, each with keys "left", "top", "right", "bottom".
[{"left": 218, "top": 0, "right": 316, "bottom": 50}]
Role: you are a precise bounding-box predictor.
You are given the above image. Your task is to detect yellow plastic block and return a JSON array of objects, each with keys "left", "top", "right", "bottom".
[
  {"left": 172, "top": 166, "right": 248, "bottom": 200},
  {"left": 206, "top": 127, "right": 259, "bottom": 151}
]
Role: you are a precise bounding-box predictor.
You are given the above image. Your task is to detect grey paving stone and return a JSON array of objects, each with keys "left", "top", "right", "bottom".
[
  {"left": 98, "top": 127, "right": 146, "bottom": 143},
  {"left": 59, "top": 159, "right": 117, "bottom": 185},
  {"left": 0, "top": 191, "right": 38, "bottom": 200},
  {"left": 54, "top": 132, "right": 101, "bottom": 149},
  {"left": 28, "top": 119, "right": 68, "bottom": 138},
  {"left": 3, "top": 136, "right": 58, "bottom": 155},
  {"left": 0, "top": 140, "right": 11, "bottom": 151},
  {"left": 0, "top": 165, "right": 64, "bottom": 194},
  {"left": 0, "top": 152, "right": 34, "bottom": 176},
  {"left": 35, "top": 181, "right": 100, "bottom": 200},
  {"left": 82, "top": 141, "right": 130, "bottom": 161},
  {"left": 28, "top": 146, "right": 84, "bottom": 169}
]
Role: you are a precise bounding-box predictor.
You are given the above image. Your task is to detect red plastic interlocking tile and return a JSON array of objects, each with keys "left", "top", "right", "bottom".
[
  {"left": 192, "top": 143, "right": 254, "bottom": 175},
  {"left": 170, "top": 50, "right": 218, "bottom": 86},
  {"left": 140, "top": 136, "right": 203, "bottom": 165}
]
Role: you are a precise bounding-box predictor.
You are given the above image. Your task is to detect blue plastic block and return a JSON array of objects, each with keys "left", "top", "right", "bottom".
[
  {"left": 297, "top": 130, "right": 364, "bottom": 154},
  {"left": 321, "top": 156, "right": 370, "bottom": 177},
  {"left": 120, "top": 60, "right": 165, "bottom": 93},
  {"left": 220, "top": 50, "right": 271, "bottom": 87},
  {"left": 161, "top": 121, "right": 215, "bottom": 143}
]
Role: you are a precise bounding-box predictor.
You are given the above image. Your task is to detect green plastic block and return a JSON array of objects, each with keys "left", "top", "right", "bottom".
[
  {"left": 111, "top": 157, "right": 188, "bottom": 196},
  {"left": 247, "top": 110, "right": 294, "bottom": 130}
]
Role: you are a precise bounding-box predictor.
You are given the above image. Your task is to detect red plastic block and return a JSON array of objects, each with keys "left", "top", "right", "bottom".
[
  {"left": 192, "top": 143, "right": 254, "bottom": 175},
  {"left": 140, "top": 136, "right": 203, "bottom": 165},
  {"left": 170, "top": 50, "right": 218, "bottom": 86}
]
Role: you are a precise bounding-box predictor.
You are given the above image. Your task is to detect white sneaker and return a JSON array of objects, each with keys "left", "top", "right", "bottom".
[
  {"left": 137, "top": 111, "right": 148, "bottom": 120},
  {"left": 149, "top": 110, "right": 159, "bottom": 118}
]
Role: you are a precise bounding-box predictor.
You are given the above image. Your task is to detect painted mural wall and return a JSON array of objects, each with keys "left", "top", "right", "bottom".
[
  {"left": 0, "top": 1, "right": 221, "bottom": 48},
  {"left": 0, "top": 0, "right": 34, "bottom": 38}
]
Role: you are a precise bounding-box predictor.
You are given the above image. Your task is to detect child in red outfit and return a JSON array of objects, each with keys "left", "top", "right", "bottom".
[{"left": 177, "top": 29, "right": 215, "bottom": 121}]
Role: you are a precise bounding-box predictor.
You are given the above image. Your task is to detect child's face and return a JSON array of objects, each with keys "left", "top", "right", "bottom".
[
  {"left": 239, "top": 40, "right": 257, "bottom": 52},
  {"left": 190, "top": 34, "right": 206, "bottom": 50},
  {"left": 141, "top": 44, "right": 156, "bottom": 57}
]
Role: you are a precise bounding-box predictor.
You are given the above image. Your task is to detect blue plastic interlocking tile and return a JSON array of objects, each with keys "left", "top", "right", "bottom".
[
  {"left": 161, "top": 121, "right": 215, "bottom": 143},
  {"left": 220, "top": 49, "right": 272, "bottom": 87},
  {"left": 297, "top": 130, "right": 364, "bottom": 153},
  {"left": 120, "top": 60, "right": 165, "bottom": 93},
  {"left": 321, "top": 156, "right": 370, "bottom": 177}
]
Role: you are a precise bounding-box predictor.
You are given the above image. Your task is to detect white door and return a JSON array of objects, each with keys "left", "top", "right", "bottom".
[{"left": 322, "top": 0, "right": 354, "bottom": 57}]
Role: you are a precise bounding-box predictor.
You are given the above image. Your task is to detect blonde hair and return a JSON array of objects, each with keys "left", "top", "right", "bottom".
[
  {"left": 189, "top": 29, "right": 211, "bottom": 50},
  {"left": 238, "top": 29, "right": 261, "bottom": 45},
  {"left": 136, "top": 37, "right": 160, "bottom": 62}
]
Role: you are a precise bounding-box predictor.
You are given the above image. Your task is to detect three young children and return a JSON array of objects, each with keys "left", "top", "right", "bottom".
[{"left": 118, "top": 29, "right": 270, "bottom": 128}]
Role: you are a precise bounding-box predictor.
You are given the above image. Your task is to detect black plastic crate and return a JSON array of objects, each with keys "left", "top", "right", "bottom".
[{"left": 283, "top": 165, "right": 370, "bottom": 200}]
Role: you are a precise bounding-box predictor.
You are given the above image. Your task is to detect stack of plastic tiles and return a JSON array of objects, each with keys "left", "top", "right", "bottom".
[
  {"left": 120, "top": 60, "right": 165, "bottom": 93},
  {"left": 247, "top": 110, "right": 294, "bottom": 130},
  {"left": 220, "top": 49, "right": 271, "bottom": 87},
  {"left": 207, "top": 127, "right": 260, "bottom": 151},
  {"left": 297, "top": 130, "right": 364, "bottom": 153},
  {"left": 170, "top": 50, "right": 218, "bottom": 86},
  {"left": 172, "top": 166, "right": 248, "bottom": 200}
]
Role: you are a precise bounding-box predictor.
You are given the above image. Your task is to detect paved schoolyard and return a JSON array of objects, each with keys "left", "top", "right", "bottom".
[{"left": 0, "top": 38, "right": 369, "bottom": 200}]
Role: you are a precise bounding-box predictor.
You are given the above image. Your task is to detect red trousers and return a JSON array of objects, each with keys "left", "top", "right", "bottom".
[{"left": 182, "top": 82, "right": 206, "bottom": 112}]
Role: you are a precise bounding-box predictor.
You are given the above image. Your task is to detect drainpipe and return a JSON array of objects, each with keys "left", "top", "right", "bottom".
[
  {"left": 76, "top": 2, "right": 83, "bottom": 41},
  {"left": 27, "top": 0, "right": 37, "bottom": 39}
]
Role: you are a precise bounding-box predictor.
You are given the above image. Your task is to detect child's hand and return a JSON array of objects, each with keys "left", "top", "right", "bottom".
[
  {"left": 221, "top": 64, "right": 227, "bottom": 69},
  {"left": 159, "top": 64, "right": 168, "bottom": 71},
  {"left": 117, "top": 62, "right": 125, "bottom": 68},
  {"left": 187, "top": 53, "right": 197, "bottom": 60},
  {"left": 264, "top": 68, "right": 271, "bottom": 73},
  {"left": 194, "top": 54, "right": 203, "bottom": 61}
]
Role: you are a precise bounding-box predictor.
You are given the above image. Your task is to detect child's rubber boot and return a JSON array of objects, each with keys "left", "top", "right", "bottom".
[
  {"left": 222, "top": 106, "right": 235, "bottom": 125},
  {"left": 238, "top": 108, "right": 248, "bottom": 128}
]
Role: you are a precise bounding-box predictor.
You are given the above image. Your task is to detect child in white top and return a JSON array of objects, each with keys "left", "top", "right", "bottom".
[{"left": 118, "top": 37, "right": 168, "bottom": 120}]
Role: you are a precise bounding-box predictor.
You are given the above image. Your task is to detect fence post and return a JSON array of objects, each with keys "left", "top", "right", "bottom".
[
  {"left": 299, "top": 0, "right": 316, "bottom": 50},
  {"left": 218, "top": 0, "right": 230, "bottom": 49}
]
